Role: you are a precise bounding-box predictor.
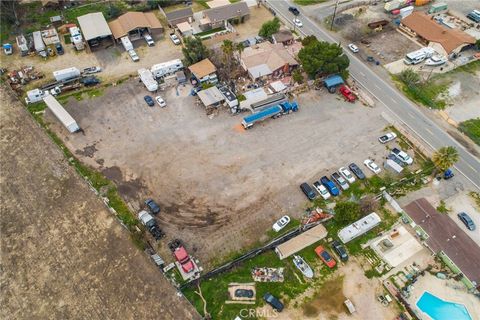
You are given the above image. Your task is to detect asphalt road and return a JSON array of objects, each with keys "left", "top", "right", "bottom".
[{"left": 266, "top": 0, "right": 480, "bottom": 190}]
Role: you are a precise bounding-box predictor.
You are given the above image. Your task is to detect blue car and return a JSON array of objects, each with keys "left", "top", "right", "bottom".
[
  {"left": 458, "top": 212, "right": 475, "bottom": 231},
  {"left": 320, "top": 176, "right": 339, "bottom": 196},
  {"left": 144, "top": 95, "right": 155, "bottom": 107}
]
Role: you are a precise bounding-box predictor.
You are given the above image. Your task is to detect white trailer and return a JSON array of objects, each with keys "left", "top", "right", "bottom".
[
  {"left": 121, "top": 36, "right": 133, "bottom": 51},
  {"left": 25, "top": 88, "right": 49, "bottom": 104},
  {"left": 69, "top": 27, "right": 84, "bottom": 50},
  {"left": 16, "top": 34, "right": 29, "bottom": 56},
  {"left": 151, "top": 59, "right": 183, "bottom": 79},
  {"left": 43, "top": 95, "right": 80, "bottom": 133},
  {"left": 404, "top": 47, "right": 435, "bottom": 65},
  {"left": 138, "top": 68, "right": 158, "bottom": 92},
  {"left": 33, "top": 31, "right": 46, "bottom": 55},
  {"left": 53, "top": 67, "right": 81, "bottom": 82}
]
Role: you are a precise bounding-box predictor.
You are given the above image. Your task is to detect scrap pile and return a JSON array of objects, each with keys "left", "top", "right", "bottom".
[
  {"left": 6, "top": 66, "right": 44, "bottom": 93},
  {"left": 251, "top": 267, "right": 284, "bottom": 282},
  {"left": 302, "top": 207, "right": 332, "bottom": 225}
]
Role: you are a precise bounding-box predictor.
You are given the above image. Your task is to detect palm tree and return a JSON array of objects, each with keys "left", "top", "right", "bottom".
[
  {"left": 432, "top": 146, "right": 459, "bottom": 171},
  {"left": 221, "top": 40, "right": 234, "bottom": 78},
  {"left": 235, "top": 42, "right": 245, "bottom": 61}
]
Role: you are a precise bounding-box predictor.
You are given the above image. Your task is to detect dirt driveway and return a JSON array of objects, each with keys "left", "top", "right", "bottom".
[
  {"left": 0, "top": 86, "right": 200, "bottom": 320},
  {"left": 46, "top": 80, "right": 389, "bottom": 264}
]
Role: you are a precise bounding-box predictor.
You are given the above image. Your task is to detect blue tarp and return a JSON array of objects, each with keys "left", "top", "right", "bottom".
[{"left": 324, "top": 75, "right": 344, "bottom": 89}]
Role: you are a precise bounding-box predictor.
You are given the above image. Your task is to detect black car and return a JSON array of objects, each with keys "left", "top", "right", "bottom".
[
  {"left": 300, "top": 182, "right": 317, "bottom": 200},
  {"left": 145, "top": 198, "right": 160, "bottom": 215},
  {"left": 348, "top": 163, "right": 366, "bottom": 180},
  {"left": 144, "top": 95, "right": 155, "bottom": 107},
  {"left": 55, "top": 42, "right": 64, "bottom": 55},
  {"left": 331, "top": 240, "right": 348, "bottom": 262},
  {"left": 288, "top": 6, "right": 300, "bottom": 15},
  {"left": 80, "top": 76, "right": 100, "bottom": 86},
  {"left": 263, "top": 292, "right": 284, "bottom": 312},
  {"left": 457, "top": 212, "right": 475, "bottom": 231},
  {"left": 235, "top": 289, "right": 254, "bottom": 298},
  {"left": 387, "top": 154, "right": 405, "bottom": 167}
]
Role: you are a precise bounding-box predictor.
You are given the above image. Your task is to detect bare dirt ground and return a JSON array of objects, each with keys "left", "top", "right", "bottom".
[
  {"left": 0, "top": 85, "right": 200, "bottom": 320},
  {"left": 44, "top": 79, "right": 390, "bottom": 265},
  {"left": 234, "top": 5, "right": 275, "bottom": 40},
  {"left": 443, "top": 69, "right": 480, "bottom": 123}
]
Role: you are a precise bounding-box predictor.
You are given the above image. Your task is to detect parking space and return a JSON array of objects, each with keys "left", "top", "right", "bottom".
[
  {"left": 46, "top": 79, "right": 391, "bottom": 263},
  {"left": 445, "top": 192, "right": 480, "bottom": 246}
]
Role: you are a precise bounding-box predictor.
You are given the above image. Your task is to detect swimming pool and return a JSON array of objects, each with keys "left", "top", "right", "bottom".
[{"left": 416, "top": 291, "right": 472, "bottom": 320}]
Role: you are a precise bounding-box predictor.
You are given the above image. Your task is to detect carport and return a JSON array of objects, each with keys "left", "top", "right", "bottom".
[
  {"left": 77, "top": 12, "right": 114, "bottom": 52},
  {"left": 197, "top": 87, "right": 224, "bottom": 108}
]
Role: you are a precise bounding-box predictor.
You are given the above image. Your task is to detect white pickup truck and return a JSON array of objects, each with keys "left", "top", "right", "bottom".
[{"left": 169, "top": 33, "right": 181, "bottom": 45}]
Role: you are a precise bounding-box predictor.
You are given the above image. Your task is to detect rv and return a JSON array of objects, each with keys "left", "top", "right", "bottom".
[
  {"left": 151, "top": 59, "right": 183, "bottom": 79},
  {"left": 404, "top": 47, "right": 435, "bottom": 65},
  {"left": 120, "top": 36, "right": 133, "bottom": 51},
  {"left": 16, "top": 35, "right": 29, "bottom": 56},
  {"left": 33, "top": 31, "right": 46, "bottom": 57},
  {"left": 138, "top": 68, "right": 158, "bottom": 92},
  {"left": 69, "top": 27, "right": 84, "bottom": 50}
]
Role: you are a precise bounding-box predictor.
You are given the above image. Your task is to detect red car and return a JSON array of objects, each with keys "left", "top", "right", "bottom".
[
  {"left": 174, "top": 246, "right": 195, "bottom": 273},
  {"left": 339, "top": 85, "right": 356, "bottom": 102},
  {"left": 315, "top": 245, "right": 336, "bottom": 268}
]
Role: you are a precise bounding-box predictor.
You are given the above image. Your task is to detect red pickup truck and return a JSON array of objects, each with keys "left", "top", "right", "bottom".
[
  {"left": 339, "top": 85, "right": 356, "bottom": 103},
  {"left": 173, "top": 246, "right": 195, "bottom": 273}
]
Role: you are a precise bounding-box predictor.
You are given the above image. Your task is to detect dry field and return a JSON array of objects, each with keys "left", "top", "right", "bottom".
[{"left": 0, "top": 85, "right": 200, "bottom": 320}]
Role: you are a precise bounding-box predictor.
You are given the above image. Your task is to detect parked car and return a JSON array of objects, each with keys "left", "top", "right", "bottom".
[
  {"left": 457, "top": 212, "right": 475, "bottom": 231},
  {"left": 332, "top": 172, "right": 349, "bottom": 190},
  {"left": 144, "top": 95, "right": 155, "bottom": 107},
  {"left": 339, "top": 167, "right": 355, "bottom": 184},
  {"left": 348, "top": 43, "right": 359, "bottom": 53},
  {"left": 300, "top": 182, "right": 317, "bottom": 200},
  {"left": 288, "top": 6, "right": 300, "bottom": 15},
  {"left": 391, "top": 148, "right": 413, "bottom": 165},
  {"left": 144, "top": 33, "right": 155, "bottom": 46},
  {"left": 331, "top": 240, "right": 348, "bottom": 262},
  {"left": 145, "top": 198, "right": 160, "bottom": 215},
  {"left": 169, "top": 33, "right": 181, "bottom": 45},
  {"left": 55, "top": 42, "right": 64, "bottom": 55},
  {"left": 263, "top": 293, "right": 284, "bottom": 312},
  {"left": 313, "top": 181, "right": 331, "bottom": 200},
  {"left": 235, "top": 289, "right": 254, "bottom": 298},
  {"left": 80, "top": 76, "right": 100, "bottom": 86},
  {"left": 387, "top": 154, "right": 405, "bottom": 167},
  {"left": 273, "top": 215, "right": 291, "bottom": 232},
  {"left": 364, "top": 159, "right": 381, "bottom": 174},
  {"left": 349, "top": 163, "right": 366, "bottom": 180},
  {"left": 83, "top": 66, "right": 102, "bottom": 74},
  {"left": 155, "top": 95, "right": 166, "bottom": 107},
  {"left": 320, "top": 176, "right": 340, "bottom": 196},
  {"left": 128, "top": 49, "right": 139, "bottom": 62},
  {"left": 293, "top": 18, "right": 303, "bottom": 27},
  {"left": 315, "top": 245, "right": 336, "bottom": 268},
  {"left": 378, "top": 132, "right": 397, "bottom": 143},
  {"left": 173, "top": 245, "right": 195, "bottom": 273}
]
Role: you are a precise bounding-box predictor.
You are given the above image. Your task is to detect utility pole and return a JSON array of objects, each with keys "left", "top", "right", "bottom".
[{"left": 330, "top": 0, "right": 340, "bottom": 31}]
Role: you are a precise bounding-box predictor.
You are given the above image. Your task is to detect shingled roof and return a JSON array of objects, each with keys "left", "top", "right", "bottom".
[
  {"left": 401, "top": 12, "right": 475, "bottom": 54},
  {"left": 404, "top": 198, "right": 480, "bottom": 284},
  {"left": 204, "top": 2, "right": 249, "bottom": 23},
  {"left": 108, "top": 12, "right": 163, "bottom": 39}
]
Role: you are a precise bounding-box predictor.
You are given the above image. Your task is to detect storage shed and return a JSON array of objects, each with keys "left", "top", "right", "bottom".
[
  {"left": 275, "top": 224, "right": 328, "bottom": 260},
  {"left": 197, "top": 86, "right": 225, "bottom": 108}
]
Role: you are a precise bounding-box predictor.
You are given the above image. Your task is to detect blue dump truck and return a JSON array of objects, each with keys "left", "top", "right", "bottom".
[{"left": 242, "top": 101, "right": 298, "bottom": 129}]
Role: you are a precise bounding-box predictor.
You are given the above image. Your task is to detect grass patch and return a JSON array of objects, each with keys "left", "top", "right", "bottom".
[
  {"left": 183, "top": 240, "right": 335, "bottom": 319},
  {"left": 393, "top": 75, "right": 449, "bottom": 110},
  {"left": 196, "top": 27, "right": 225, "bottom": 38},
  {"left": 294, "top": 0, "right": 328, "bottom": 5},
  {"left": 458, "top": 118, "right": 480, "bottom": 146}
]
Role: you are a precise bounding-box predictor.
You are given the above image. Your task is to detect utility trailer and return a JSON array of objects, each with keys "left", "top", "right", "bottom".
[{"left": 43, "top": 95, "right": 80, "bottom": 133}]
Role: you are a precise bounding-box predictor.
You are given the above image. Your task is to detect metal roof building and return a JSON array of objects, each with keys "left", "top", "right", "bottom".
[
  {"left": 338, "top": 212, "right": 381, "bottom": 243},
  {"left": 275, "top": 224, "right": 328, "bottom": 260},
  {"left": 197, "top": 86, "right": 224, "bottom": 107},
  {"left": 77, "top": 12, "right": 112, "bottom": 41}
]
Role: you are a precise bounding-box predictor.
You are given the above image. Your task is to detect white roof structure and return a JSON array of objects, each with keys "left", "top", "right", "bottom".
[
  {"left": 77, "top": 12, "right": 112, "bottom": 41},
  {"left": 275, "top": 224, "right": 328, "bottom": 260},
  {"left": 138, "top": 68, "right": 158, "bottom": 92},
  {"left": 338, "top": 212, "right": 381, "bottom": 243},
  {"left": 197, "top": 86, "right": 224, "bottom": 107},
  {"left": 248, "top": 64, "right": 271, "bottom": 80},
  {"left": 239, "top": 88, "right": 268, "bottom": 111},
  {"left": 269, "top": 80, "right": 287, "bottom": 93},
  {"left": 43, "top": 95, "right": 80, "bottom": 133}
]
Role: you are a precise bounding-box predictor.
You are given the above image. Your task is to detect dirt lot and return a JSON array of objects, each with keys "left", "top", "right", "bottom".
[
  {"left": 44, "top": 79, "right": 390, "bottom": 265},
  {"left": 0, "top": 85, "right": 200, "bottom": 320},
  {"left": 1, "top": 33, "right": 183, "bottom": 83}
]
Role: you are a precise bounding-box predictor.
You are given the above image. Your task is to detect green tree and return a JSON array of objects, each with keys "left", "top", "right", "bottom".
[
  {"left": 235, "top": 41, "right": 245, "bottom": 60},
  {"left": 301, "top": 35, "right": 317, "bottom": 46},
  {"left": 182, "top": 36, "right": 209, "bottom": 66},
  {"left": 476, "top": 39, "right": 480, "bottom": 49},
  {"left": 334, "top": 201, "right": 362, "bottom": 225},
  {"left": 398, "top": 68, "right": 420, "bottom": 86},
  {"left": 221, "top": 39, "right": 234, "bottom": 76},
  {"left": 298, "top": 39, "right": 350, "bottom": 78},
  {"left": 292, "top": 68, "right": 304, "bottom": 84},
  {"left": 432, "top": 146, "right": 459, "bottom": 171},
  {"left": 258, "top": 17, "right": 280, "bottom": 38}
]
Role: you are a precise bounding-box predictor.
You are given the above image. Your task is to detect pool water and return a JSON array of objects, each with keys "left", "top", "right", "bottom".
[{"left": 416, "top": 291, "right": 472, "bottom": 320}]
